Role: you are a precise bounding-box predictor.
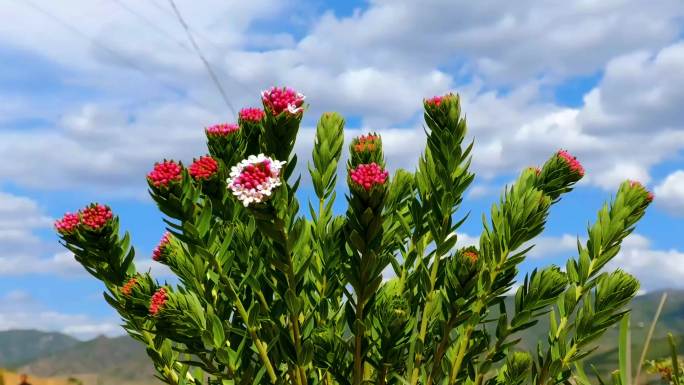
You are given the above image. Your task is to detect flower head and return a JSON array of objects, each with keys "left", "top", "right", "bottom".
[
  {"left": 55, "top": 212, "right": 80, "bottom": 235},
  {"left": 463, "top": 250, "right": 479, "bottom": 264},
  {"left": 206, "top": 123, "right": 239, "bottom": 137},
  {"left": 261, "top": 87, "right": 305, "bottom": 115},
  {"left": 189, "top": 155, "right": 219, "bottom": 181},
  {"left": 80, "top": 204, "right": 113, "bottom": 230},
  {"left": 121, "top": 277, "right": 138, "bottom": 296},
  {"left": 239, "top": 107, "right": 265, "bottom": 123},
  {"left": 148, "top": 160, "right": 183, "bottom": 187},
  {"left": 152, "top": 232, "right": 171, "bottom": 262},
  {"left": 227, "top": 154, "right": 286, "bottom": 207},
  {"left": 557, "top": 150, "right": 584, "bottom": 177},
  {"left": 353, "top": 134, "right": 380, "bottom": 153},
  {"left": 349, "top": 163, "right": 389, "bottom": 191},
  {"left": 425, "top": 95, "right": 444, "bottom": 106},
  {"left": 149, "top": 288, "right": 168, "bottom": 316},
  {"left": 629, "top": 180, "right": 654, "bottom": 202}
]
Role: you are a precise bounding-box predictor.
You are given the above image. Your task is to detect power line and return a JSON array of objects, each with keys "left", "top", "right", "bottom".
[
  {"left": 12, "top": 0, "right": 209, "bottom": 110},
  {"left": 167, "top": 0, "right": 236, "bottom": 116},
  {"left": 110, "top": 0, "right": 190, "bottom": 51}
]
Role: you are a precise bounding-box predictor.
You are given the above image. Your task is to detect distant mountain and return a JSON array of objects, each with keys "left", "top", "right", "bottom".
[
  {"left": 17, "top": 335, "right": 157, "bottom": 384},
  {"left": 0, "top": 330, "right": 79, "bottom": 367}
]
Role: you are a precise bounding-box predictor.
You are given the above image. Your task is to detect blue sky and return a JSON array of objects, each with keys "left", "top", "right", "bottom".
[{"left": 1, "top": 0, "right": 684, "bottom": 339}]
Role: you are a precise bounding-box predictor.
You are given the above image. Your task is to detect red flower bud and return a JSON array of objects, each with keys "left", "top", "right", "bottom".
[
  {"left": 557, "top": 150, "right": 584, "bottom": 177},
  {"left": 189, "top": 155, "right": 219, "bottom": 181},
  {"left": 239, "top": 108, "right": 265, "bottom": 123},
  {"left": 152, "top": 232, "right": 171, "bottom": 262},
  {"left": 121, "top": 277, "right": 138, "bottom": 296},
  {"left": 149, "top": 288, "right": 168, "bottom": 316},
  {"left": 148, "top": 160, "right": 183, "bottom": 188},
  {"left": 261, "top": 87, "right": 305, "bottom": 115},
  {"left": 206, "top": 123, "right": 239, "bottom": 137},
  {"left": 349, "top": 163, "right": 389, "bottom": 191},
  {"left": 80, "top": 204, "right": 113, "bottom": 230},
  {"left": 55, "top": 212, "right": 80, "bottom": 234}
]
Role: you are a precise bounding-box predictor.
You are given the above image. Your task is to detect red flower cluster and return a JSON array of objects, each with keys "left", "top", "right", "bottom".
[
  {"left": 121, "top": 277, "right": 138, "bottom": 296},
  {"left": 149, "top": 288, "right": 168, "bottom": 316},
  {"left": 425, "top": 95, "right": 444, "bottom": 106},
  {"left": 81, "top": 204, "right": 113, "bottom": 230},
  {"left": 233, "top": 160, "right": 273, "bottom": 190},
  {"left": 206, "top": 123, "right": 239, "bottom": 137},
  {"left": 148, "top": 160, "right": 182, "bottom": 187},
  {"left": 189, "top": 156, "right": 218, "bottom": 181},
  {"left": 55, "top": 212, "right": 80, "bottom": 234},
  {"left": 629, "top": 180, "right": 655, "bottom": 202},
  {"left": 239, "top": 107, "right": 265, "bottom": 123},
  {"left": 557, "top": 150, "right": 584, "bottom": 177},
  {"left": 350, "top": 163, "right": 389, "bottom": 191},
  {"left": 261, "top": 87, "right": 305, "bottom": 115},
  {"left": 152, "top": 232, "right": 171, "bottom": 262},
  {"left": 354, "top": 134, "right": 380, "bottom": 152}
]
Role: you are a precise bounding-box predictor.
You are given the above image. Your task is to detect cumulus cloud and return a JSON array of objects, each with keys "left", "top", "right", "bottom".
[
  {"left": 654, "top": 170, "right": 684, "bottom": 216},
  {"left": 0, "top": 290, "right": 122, "bottom": 339},
  {"left": 607, "top": 234, "right": 684, "bottom": 292}
]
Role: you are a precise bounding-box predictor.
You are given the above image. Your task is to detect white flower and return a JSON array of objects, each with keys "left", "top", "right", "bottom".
[{"left": 227, "top": 154, "right": 286, "bottom": 207}]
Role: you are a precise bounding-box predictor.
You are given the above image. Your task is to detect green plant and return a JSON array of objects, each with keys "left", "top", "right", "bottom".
[{"left": 55, "top": 88, "right": 654, "bottom": 385}]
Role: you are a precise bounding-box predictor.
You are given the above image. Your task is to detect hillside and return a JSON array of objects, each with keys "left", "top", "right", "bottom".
[
  {"left": 0, "top": 330, "right": 79, "bottom": 367},
  {"left": 17, "top": 335, "right": 157, "bottom": 384}
]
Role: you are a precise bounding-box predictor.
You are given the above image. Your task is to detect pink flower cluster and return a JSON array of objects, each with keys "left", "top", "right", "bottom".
[
  {"left": 152, "top": 232, "right": 171, "bottom": 261},
  {"left": 149, "top": 288, "right": 168, "bottom": 316},
  {"left": 81, "top": 204, "right": 113, "bottom": 230},
  {"left": 55, "top": 204, "right": 113, "bottom": 234},
  {"left": 350, "top": 163, "right": 389, "bottom": 191},
  {"left": 629, "top": 180, "right": 655, "bottom": 202},
  {"left": 189, "top": 156, "right": 219, "bottom": 181},
  {"left": 228, "top": 154, "right": 286, "bottom": 207},
  {"left": 239, "top": 107, "right": 265, "bottom": 123},
  {"left": 55, "top": 212, "right": 80, "bottom": 234},
  {"left": 148, "top": 160, "right": 183, "bottom": 187},
  {"left": 121, "top": 277, "right": 138, "bottom": 296},
  {"left": 557, "top": 150, "right": 584, "bottom": 177},
  {"left": 425, "top": 95, "right": 444, "bottom": 106},
  {"left": 206, "top": 123, "right": 239, "bottom": 137},
  {"left": 261, "top": 87, "right": 305, "bottom": 115}
]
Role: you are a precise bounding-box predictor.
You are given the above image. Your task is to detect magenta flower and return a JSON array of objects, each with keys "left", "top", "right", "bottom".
[
  {"left": 350, "top": 163, "right": 389, "bottom": 191},
  {"left": 148, "top": 160, "right": 183, "bottom": 188},
  {"left": 152, "top": 232, "right": 171, "bottom": 262},
  {"left": 227, "top": 154, "right": 286, "bottom": 207},
  {"left": 149, "top": 288, "right": 168, "bottom": 316},
  {"left": 261, "top": 87, "right": 305, "bottom": 115},
  {"left": 189, "top": 155, "right": 219, "bottom": 181},
  {"left": 80, "top": 204, "right": 113, "bottom": 230},
  {"left": 55, "top": 212, "right": 80, "bottom": 235},
  {"left": 239, "top": 107, "right": 265, "bottom": 123},
  {"left": 206, "top": 123, "right": 239, "bottom": 137},
  {"left": 557, "top": 150, "right": 584, "bottom": 177}
]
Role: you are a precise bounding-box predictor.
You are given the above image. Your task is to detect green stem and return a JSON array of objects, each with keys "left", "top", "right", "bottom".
[
  {"left": 448, "top": 326, "right": 474, "bottom": 385},
  {"left": 410, "top": 239, "right": 440, "bottom": 385},
  {"left": 353, "top": 294, "right": 366, "bottom": 385},
  {"left": 232, "top": 292, "right": 278, "bottom": 384}
]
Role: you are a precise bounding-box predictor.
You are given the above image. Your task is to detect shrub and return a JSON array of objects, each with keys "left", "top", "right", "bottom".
[{"left": 56, "top": 88, "right": 653, "bottom": 385}]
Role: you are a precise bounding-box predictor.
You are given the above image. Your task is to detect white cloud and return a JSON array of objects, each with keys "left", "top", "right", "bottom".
[
  {"left": 607, "top": 234, "right": 684, "bottom": 292},
  {"left": 0, "top": 290, "right": 122, "bottom": 340},
  {"left": 654, "top": 170, "right": 684, "bottom": 216}
]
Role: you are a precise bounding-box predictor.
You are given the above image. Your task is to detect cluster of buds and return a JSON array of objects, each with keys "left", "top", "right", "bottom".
[
  {"left": 227, "top": 154, "right": 286, "bottom": 207},
  {"left": 350, "top": 133, "right": 384, "bottom": 166},
  {"left": 152, "top": 232, "right": 172, "bottom": 262},
  {"left": 189, "top": 155, "right": 219, "bottom": 181},
  {"left": 149, "top": 287, "right": 168, "bottom": 316},
  {"left": 147, "top": 160, "right": 183, "bottom": 188},
  {"left": 121, "top": 277, "right": 138, "bottom": 296},
  {"left": 55, "top": 204, "right": 113, "bottom": 235},
  {"left": 261, "top": 87, "right": 305, "bottom": 115},
  {"left": 628, "top": 180, "right": 655, "bottom": 203},
  {"left": 349, "top": 163, "right": 389, "bottom": 191},
  {"left": 205, "top": 123, "right": 239, "bottom": 138},
  {"left": 239, "top": 107, "right": 265, "bottom": 124},
  {"left": 557, "top": 149, "right": 585, "bottom": 177}
]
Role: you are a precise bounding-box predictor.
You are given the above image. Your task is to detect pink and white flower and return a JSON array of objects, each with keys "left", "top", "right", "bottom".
[
  {"left": 261, "top": 87, "right": 305, "bottom": 115},
  {"left": 227, "top": 154, "right": 286, "bottom": 207}
]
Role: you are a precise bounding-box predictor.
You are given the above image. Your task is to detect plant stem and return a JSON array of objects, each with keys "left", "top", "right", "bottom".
[
  {"left": 448, "top": 326, "right": 474, "bottom": 385},
  {"left": 410, "top": 239, "right": 436, "bottom": 385},
  {"left": 426, "top": 314, "right": 457, "bottom": 385},
  {"left": 354, "top": 294, "right": 365, "bottom": 385},
  {"left": 233, "top": 293, "right": 278, "bottom": 384}
]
